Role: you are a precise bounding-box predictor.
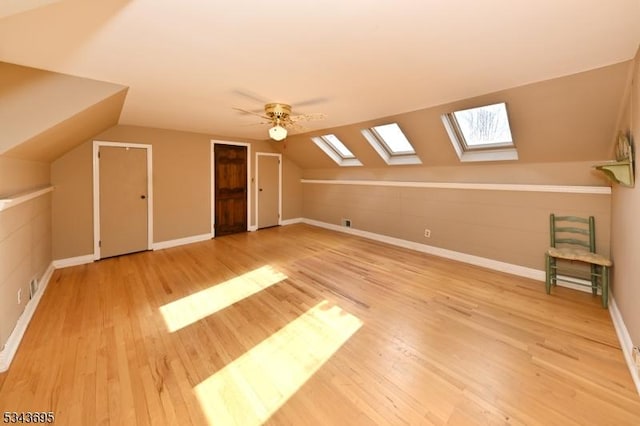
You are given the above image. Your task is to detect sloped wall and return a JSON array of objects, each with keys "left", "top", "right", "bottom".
[{"left": 281, "top": 61, "right": 630, "bottom": 170}]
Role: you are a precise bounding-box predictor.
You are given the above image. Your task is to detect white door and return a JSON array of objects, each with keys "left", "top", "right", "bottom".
[{"left": 257, "top": 154, "right": 280, "bottom": 229}]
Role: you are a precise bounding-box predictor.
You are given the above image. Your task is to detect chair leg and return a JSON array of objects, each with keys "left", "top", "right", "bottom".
[
  {"left": 590, "top": 264, "right": 598, "bottom": 295},
  {"left": 601, "top": 265, "right": 609, "bottom": 309},
  {"left": 545, "top": 253, "right": 552, "bottom": 294}
]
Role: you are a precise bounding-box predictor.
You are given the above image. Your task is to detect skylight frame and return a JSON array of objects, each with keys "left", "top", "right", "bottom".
[
  {"left": 441, "top": 102, "right": 518, "bottom": 162},
  {"left": 311, "top": 134, "right": 362, "bottom": 167},
  {"left": 361, "top": 123, "right": 422, "bottom": 165}
]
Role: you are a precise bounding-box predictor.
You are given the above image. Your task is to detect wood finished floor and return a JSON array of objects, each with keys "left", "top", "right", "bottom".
[{"left": 0, "top": 224, "right": 639, "bottom": 425}]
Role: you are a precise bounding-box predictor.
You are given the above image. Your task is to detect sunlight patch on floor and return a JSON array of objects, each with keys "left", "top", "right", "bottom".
[
  {"left": 159, "top": 265, "right": 287, "bottom": 332},
  {"left": 194, "top": 300, "right": 363, "bottom": 425}
]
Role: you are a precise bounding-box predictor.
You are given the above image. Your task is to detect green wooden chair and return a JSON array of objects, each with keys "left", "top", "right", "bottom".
[{"left": 545, "top": 214, "right": 612, "bottom": 308}]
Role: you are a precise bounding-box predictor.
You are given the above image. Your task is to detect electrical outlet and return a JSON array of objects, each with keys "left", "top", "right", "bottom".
[
  {"left": 29, "top": 277, "right": 38, "bottom": 299},
  {"left": 424, "top": 228, "right": 431, "bottom": 238},
  {"left": 342, "top": 218, "right": 352, "bottom": 228},
  {"left": 17, "top": 288, "right": 22, "bottom": 305},
  {"left": 633, "top": 346, "right": 640, "bottom": 367}
]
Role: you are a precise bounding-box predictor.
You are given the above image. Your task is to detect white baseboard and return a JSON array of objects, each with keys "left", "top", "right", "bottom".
[
  {"left": 52, "top": 254, "right": 95, "bottom": 268},
  {"left": 152, "top": 233, "right": 212, "bottom": 250},
  {"left": 300, "top": 218, "right": 544, "bottom": 281},
  {"left": 609, "top": 297, "right": 640, "bottom": 395},
  {"left": 248, "top": 225, "right": 258, "bottom": 232},
  {"left": 298, "top": 219, "right": 601, "bottom": 295},
  {"left": 0, "top": 262, "right": 55, "bottom": 372},
  {"left": 280, "top": 217, "right": 303, "bottom": 226}
]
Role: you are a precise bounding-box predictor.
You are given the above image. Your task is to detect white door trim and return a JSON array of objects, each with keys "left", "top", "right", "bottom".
[
  {"left": 256, "top": 152, "right": 282, "bottom": 228},
  {"left": 92, "top": 141, "right": 154, "bottom": 260},
  {"left": 210, "top": 140, "right": 252, "bottom": 237}
]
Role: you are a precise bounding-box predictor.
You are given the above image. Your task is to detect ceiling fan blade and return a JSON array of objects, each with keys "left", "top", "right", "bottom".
[
  {"left": 281, "top": 119, "right": 308, "bottom": 131},
  {"left": 240, "top": 122, "right": 271, "bottom": 127},
  {"left": 289, "top": 112, "right": 327, "bottom": 122},
  {"left": 231, "top": 89, "right": 270, "bottom": 104},
  {"left": 233, "top": 107, "right": 270, "bottom": 120},
  {"left": 293, "top": 97, "right": 329, "bottom": 108},
  {"left": 290, "top": 123, "right": 307, "bottom": 131}
]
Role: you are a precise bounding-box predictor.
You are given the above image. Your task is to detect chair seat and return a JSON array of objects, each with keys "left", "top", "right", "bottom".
[{"left": 547, "top": 247, "right": 612, "bottom": 266}]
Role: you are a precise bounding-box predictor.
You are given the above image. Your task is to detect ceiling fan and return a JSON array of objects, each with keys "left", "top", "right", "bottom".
[{"left": 233, "top": 103, "right": 326, "bottom": 141}]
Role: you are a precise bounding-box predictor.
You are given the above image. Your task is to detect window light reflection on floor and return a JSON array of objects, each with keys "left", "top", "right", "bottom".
[
  {"left": 159, "top": 265, "right": 288, "bottom": 332},
  {"left": 194, "top": 300, "right": 363, "bottom": 425}
]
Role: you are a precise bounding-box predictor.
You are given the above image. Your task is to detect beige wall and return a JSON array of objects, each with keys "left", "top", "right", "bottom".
[
  {"left": 282, "top": 157, "right": 302, "bottom": 220},
  {"left": 610, "top": 48, "right": 640, "bottom": 344},
  {"left": 0, "top": 156, "right": 49, "bottom": 196},
  {"left": 52, "top": 125, "right": 302, "bottom": 260},
  {"left": 302, "top": 161, "right": 609, "bottom": 186},
  {"left": 302, "top": 183, "right": 610, "bottom": 270},
  {"left": 51, "top": 141, "right": 94, "bottom": 259},
  {"left": 0, "top": 156, "right": 51, "bottom": 350}
]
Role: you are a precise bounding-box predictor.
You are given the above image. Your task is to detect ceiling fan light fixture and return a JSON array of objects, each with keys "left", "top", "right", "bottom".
[{"left": 269, "top": 124, "right": 287, "bottom": 141}]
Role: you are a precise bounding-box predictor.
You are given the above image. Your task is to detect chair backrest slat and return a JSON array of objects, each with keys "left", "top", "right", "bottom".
[
  {"left": 555, "top": 227, "right": 590, "bottom": 235},
  {"left": 553, "top": 215, "right": 590, "bottom": 224},
  {"left": 549, "top": 213, "right": 596, "bottom": 252}
]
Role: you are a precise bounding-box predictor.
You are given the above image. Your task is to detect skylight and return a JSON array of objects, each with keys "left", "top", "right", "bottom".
[
  {"left": 322, "top": 134, "right": 356, "bottom": 158},
  {"left": 311, "top": 134, "right": 362, "bottom": 166},
  {"left": 453, "top": 102, "right": 513, "bottom": 148},
  {"left": 442, "top": 102, "right": 518, "bottom": 162},
  {"left": 371, "top": 123, "right": 416, "bottom": 155},
  {"left": 361, "top": 123, "right": 422, "bottom": 165}
]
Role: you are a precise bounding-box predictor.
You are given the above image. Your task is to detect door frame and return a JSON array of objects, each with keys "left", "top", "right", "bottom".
[
  {"left": 256, "top": 152, "right": 282, "bottom": 228},
  {"left": 92, "top": 140, "right": 154, "bottom": 260},
  {"left": 210, "top": 140, "right": 252, "bottom": 237}
]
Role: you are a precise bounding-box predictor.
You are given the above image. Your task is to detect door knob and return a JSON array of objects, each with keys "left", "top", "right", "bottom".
[
  {"left": 259, "top": 188, "right": 263, "bottom": 192},
  {"left": 140, "top": 195, "right": 146, "bottom": 199}
]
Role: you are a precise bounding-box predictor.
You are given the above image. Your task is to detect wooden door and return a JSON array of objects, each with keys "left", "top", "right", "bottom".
[
  {"left": 214, "top": 144, "right": 247, "bottom": 236},
  {"left": 257, "top": 154, "right": 280, "bottom": 229},
  {"left": 99, "top": 146, "right": 149, "bottom": 258}
]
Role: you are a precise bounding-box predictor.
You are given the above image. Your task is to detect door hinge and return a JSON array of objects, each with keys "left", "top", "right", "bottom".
[
  {"left": 97, "top": 150, "right": 100, "bottom": 159},
  {"left": 98, "top": 240, "right": 102, "bottom": 247}
]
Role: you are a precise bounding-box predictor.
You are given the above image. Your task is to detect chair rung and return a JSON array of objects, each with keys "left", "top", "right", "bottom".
[
  {"left": 549, "top": 266, "right": 603, "bottom": 278},
  {"left": 553, "top": 276, "right": 598, "bottom": 288}
]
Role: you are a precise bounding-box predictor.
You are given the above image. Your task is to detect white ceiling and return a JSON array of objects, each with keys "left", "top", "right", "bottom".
[{"left": 1, "top": 0, "right": 639, "bottom": 141}]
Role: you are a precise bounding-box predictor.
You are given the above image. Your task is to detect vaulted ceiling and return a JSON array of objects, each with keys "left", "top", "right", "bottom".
[{"left": 0, "top": 0, "right": 639, "bottom": 163}]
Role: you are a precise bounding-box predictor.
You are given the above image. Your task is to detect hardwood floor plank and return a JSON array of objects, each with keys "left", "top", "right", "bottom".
[{"left": 0, "top": 224, "right": 638, "bottom": 425}]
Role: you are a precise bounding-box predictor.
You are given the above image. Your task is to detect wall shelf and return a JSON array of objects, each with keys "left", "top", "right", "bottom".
[
  {"left": 594, "top": 132, "right": 635, "bottom": 188},
  {"left": 0, "top": 186, "right": 54, "bottom": 212},
  {"left": 594, "top": 160, "right": 634, "bottom": 187}
]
